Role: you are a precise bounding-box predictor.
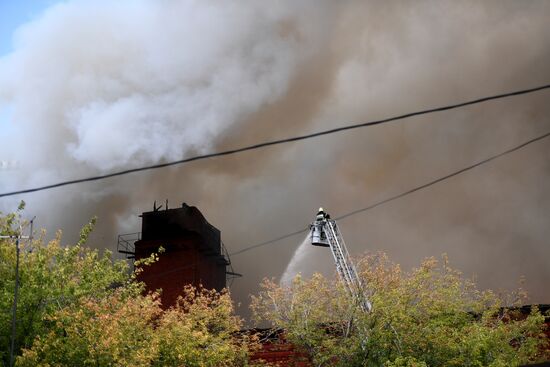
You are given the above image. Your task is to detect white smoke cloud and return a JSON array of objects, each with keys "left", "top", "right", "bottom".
[{"left": 0, "top": 0, "right": 328, "bottom": 176}]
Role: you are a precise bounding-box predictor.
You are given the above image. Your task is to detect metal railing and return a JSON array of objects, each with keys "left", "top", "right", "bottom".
[{"left": 117, "top": 232, "right": 141, "bottom": 258}]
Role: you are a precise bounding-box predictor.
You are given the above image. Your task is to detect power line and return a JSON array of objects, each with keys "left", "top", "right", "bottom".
[
  {"left": 229, "top": 129, "right": 550, "bottom": 256},
  {"left": 230, "top": 228, "right": 308, "bottom": 256},
  {"left": 1, "top": 83, "right": 549, "bottom": 198}
]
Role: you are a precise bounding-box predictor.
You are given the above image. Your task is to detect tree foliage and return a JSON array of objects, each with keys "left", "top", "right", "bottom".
[
  {"left": 251, "top": 252, "right": 548, "bottom": 366},
  {"left": 0, "top": 205, "right": 129, "bottom": 366},
  {"left": 17, "top": 286, "right": 257, "bottom": 367}
]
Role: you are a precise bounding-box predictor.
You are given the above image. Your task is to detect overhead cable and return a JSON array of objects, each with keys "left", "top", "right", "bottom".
[
  {"left": 229, "top": 129, "right": 550, "bottom": 256},
  {"left": 1, "top": 83, "right": 549, "bottom": 198}
]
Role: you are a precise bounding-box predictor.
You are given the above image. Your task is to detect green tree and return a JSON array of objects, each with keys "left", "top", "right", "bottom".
[
  {"left": 17, "top": 286, "right": 258, "bottom": 367},
  {"left": 154, "top": 286, "right": 255, "bottom": 367},
  {"left": 251, "top": 252, "right": 548, "bottom": 366},
  {"left": 0, "top": 206, "right": 130, "bottom": 366},
  {"left": 17, "top": 289, "right": 160, "bottom": 367}
]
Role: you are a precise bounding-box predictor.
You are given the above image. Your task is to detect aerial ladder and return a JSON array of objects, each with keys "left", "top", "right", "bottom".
[{"left": 310, "top": 208, "right": 372, "bottom": 313}]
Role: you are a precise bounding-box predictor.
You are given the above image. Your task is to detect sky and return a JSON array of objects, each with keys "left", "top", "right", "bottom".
[
  {"left": 0, "top": 1, "right": 57, "bottom": 54},
  {"left": 0, "top": 1, "right": 548, "bottom": 319},
  {"left": 0, "top": 0, "right": 61, "bottom": 134}
]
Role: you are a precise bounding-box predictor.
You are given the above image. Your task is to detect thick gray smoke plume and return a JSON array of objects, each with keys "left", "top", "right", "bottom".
[{"left": 1, "top": 1, "right": 549, "bottom": 318}]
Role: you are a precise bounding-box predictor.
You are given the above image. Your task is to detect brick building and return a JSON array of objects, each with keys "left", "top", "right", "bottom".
[{"left": 118, "top": 203, "right": 230, "bottom": 307}]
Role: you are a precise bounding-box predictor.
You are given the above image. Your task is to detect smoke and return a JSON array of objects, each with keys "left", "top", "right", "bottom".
[{"left": 1, "top": 1, "right": 549, "bottom": 318}]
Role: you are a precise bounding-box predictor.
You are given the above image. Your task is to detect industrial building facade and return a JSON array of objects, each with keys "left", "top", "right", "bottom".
[{"left": 118, "top": 203, "right": 229, "bottom": 307}]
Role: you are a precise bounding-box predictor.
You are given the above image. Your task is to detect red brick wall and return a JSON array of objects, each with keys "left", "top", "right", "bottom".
[
  {"left": 135, "top": 236, "right": 226, "bottom": 308},
  {"left": 252, "top": 342, "right": 312, "bottom": 367},
  {"left": 248, "top": 329, "right": 312, "bottom": 367}
]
